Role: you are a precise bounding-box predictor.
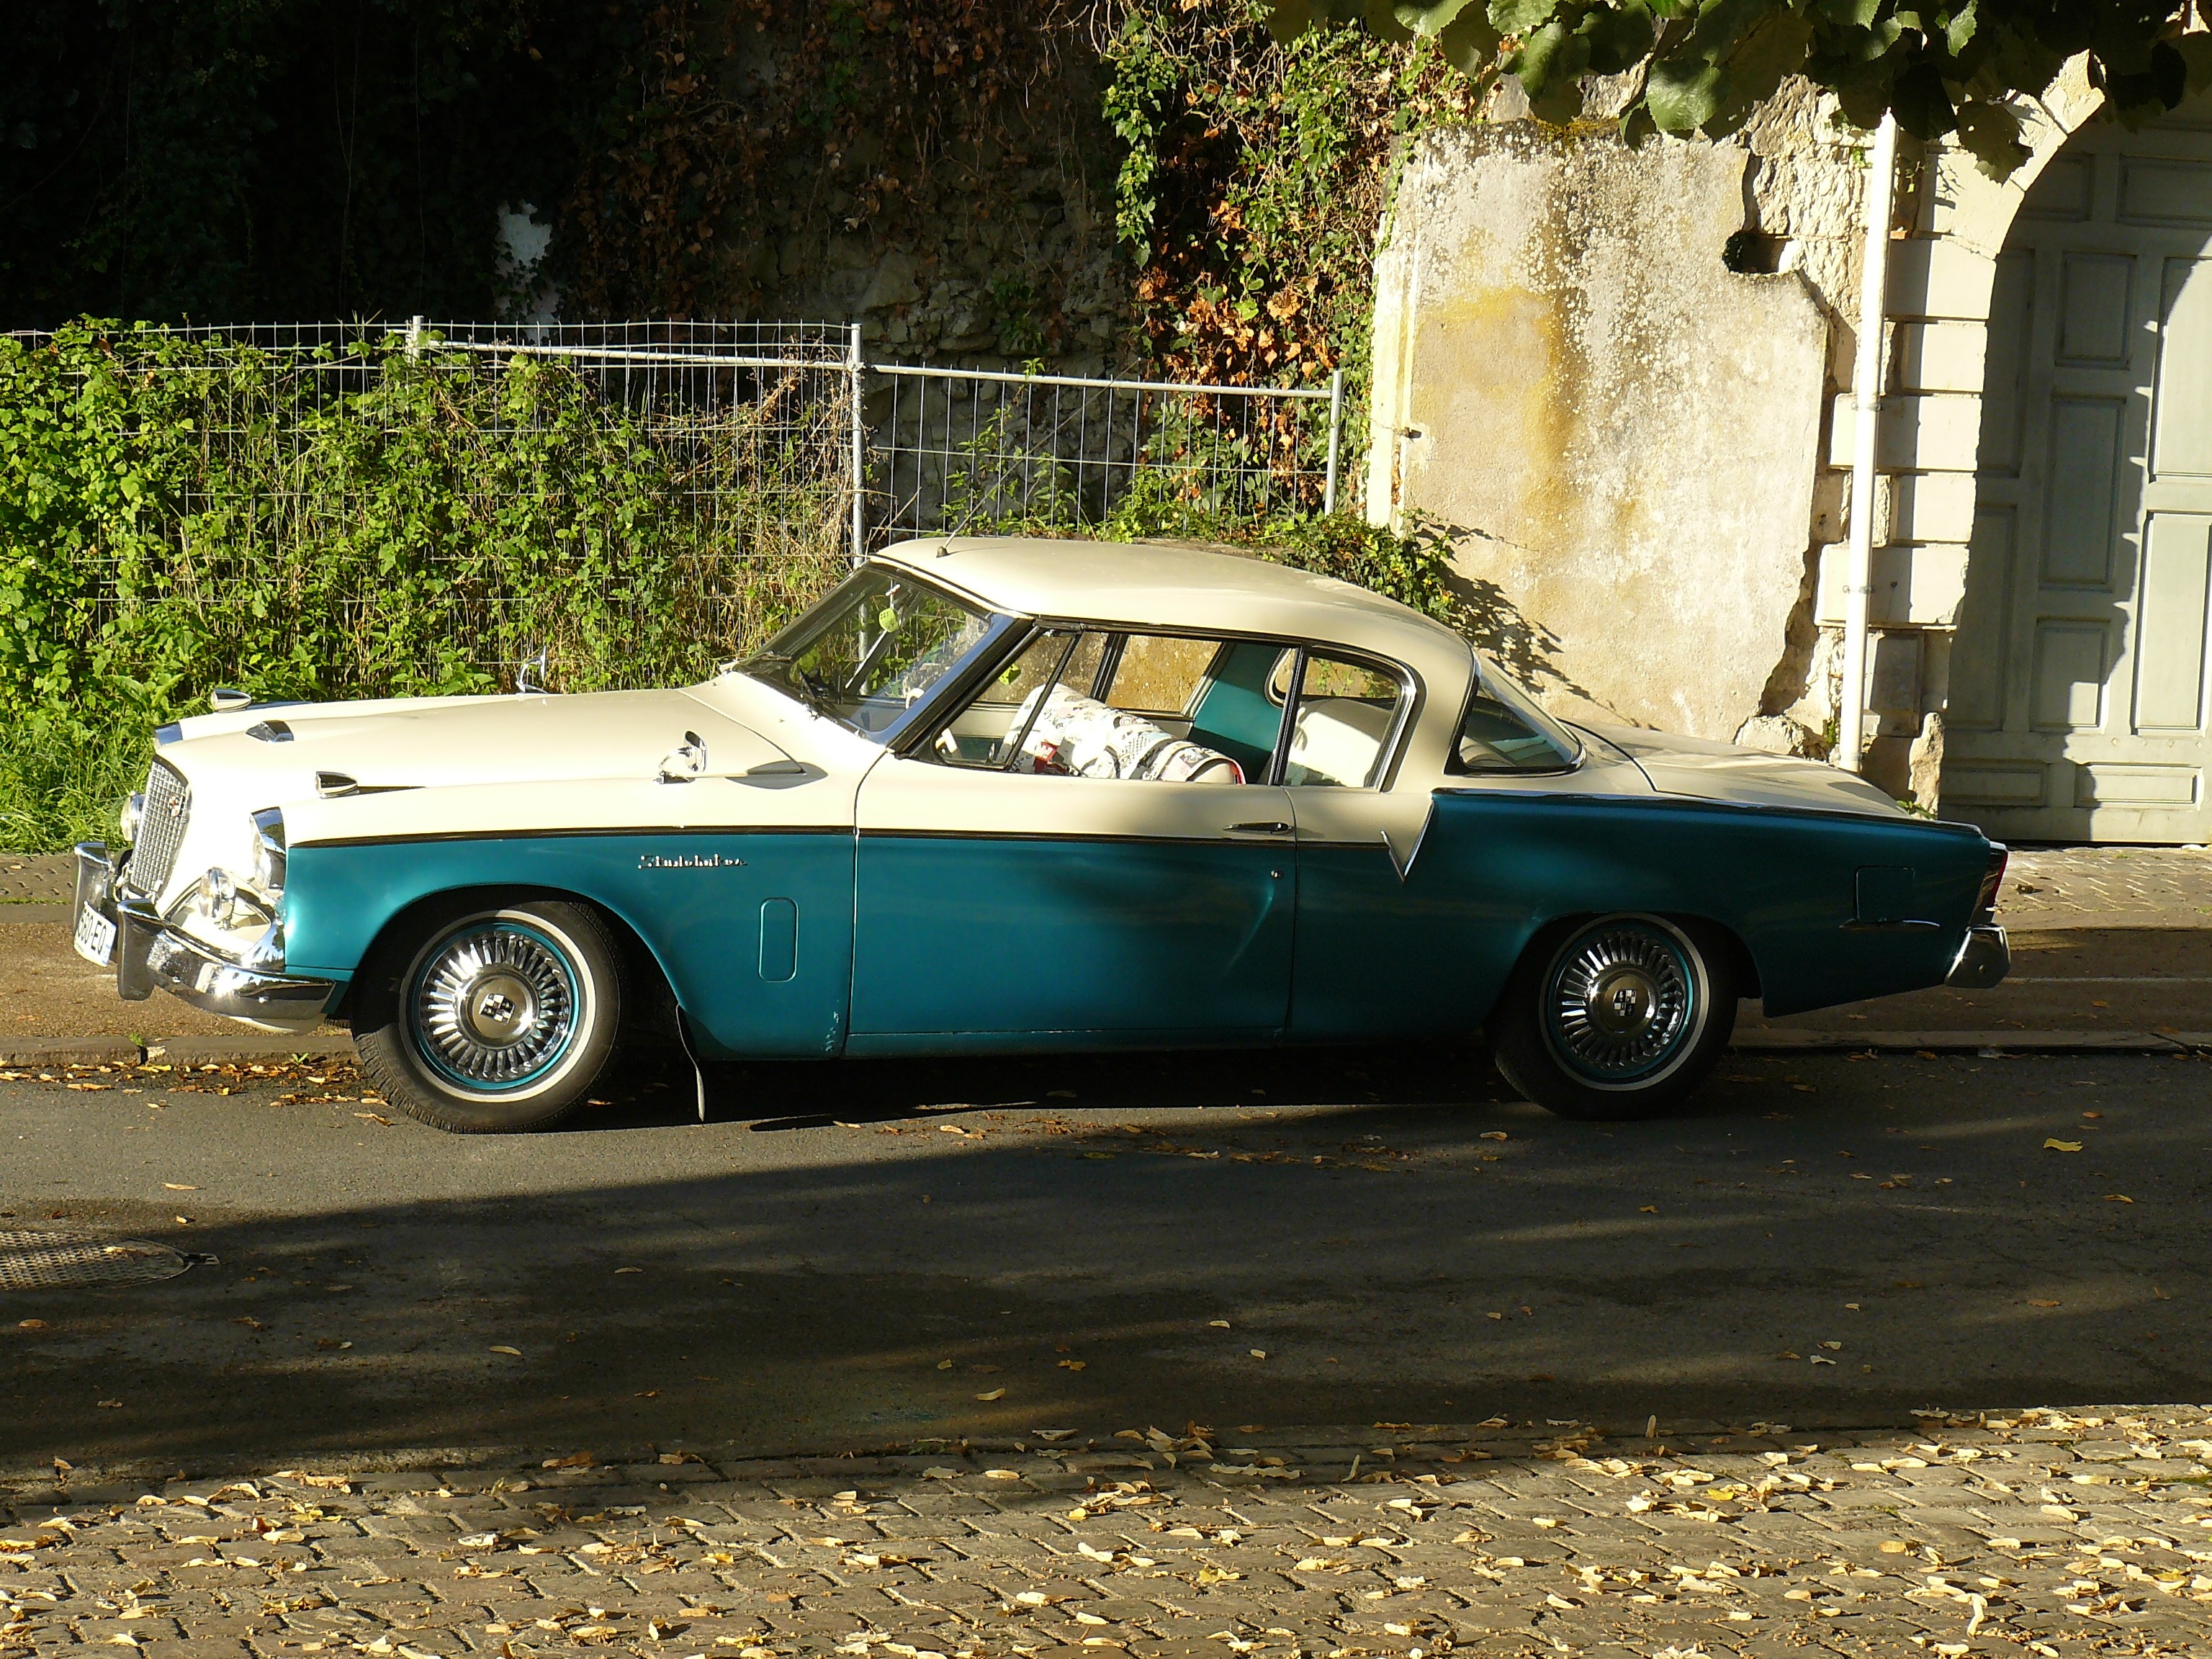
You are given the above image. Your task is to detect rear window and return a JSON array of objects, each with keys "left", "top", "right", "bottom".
[{"left": 1447, "top": 666, "right": 1581, "bottom": 774}]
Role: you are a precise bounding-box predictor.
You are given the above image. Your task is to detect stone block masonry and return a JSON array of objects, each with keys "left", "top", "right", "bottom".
[{"left": 5, "top": 1408, "right": 2211, "bottom": 1655}]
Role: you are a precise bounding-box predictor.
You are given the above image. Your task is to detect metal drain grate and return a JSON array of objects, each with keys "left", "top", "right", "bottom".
[{"left": 0, "top": 1231, "right": 194, "bottom": 1290}]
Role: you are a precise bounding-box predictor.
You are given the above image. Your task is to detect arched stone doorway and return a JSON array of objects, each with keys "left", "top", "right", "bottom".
[{"left": 1943, "top": 95, "right": 2212, "bottom": 841}]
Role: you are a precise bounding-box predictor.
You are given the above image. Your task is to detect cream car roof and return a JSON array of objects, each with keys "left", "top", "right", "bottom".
[{"left": 874, "top": 536, "right": 1475, "bottom": 694}]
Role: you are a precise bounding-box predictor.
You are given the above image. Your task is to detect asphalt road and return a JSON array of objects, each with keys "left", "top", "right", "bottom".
[{"left": 3, "top": 1046, "right": 2208, "bottom": 1480}]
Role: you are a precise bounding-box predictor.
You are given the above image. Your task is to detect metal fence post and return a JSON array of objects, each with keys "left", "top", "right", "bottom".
[
  {"left": 848, "top": 323, "right": 866, "bottom": 567},
  {"left": 1322, "top": 367, "right": 1344, "bottom": 516},
  {"left": 405, "top": 315, "right": 424, "bottom": 361}
]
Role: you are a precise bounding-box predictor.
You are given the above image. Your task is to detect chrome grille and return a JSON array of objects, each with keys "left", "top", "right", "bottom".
[{"left": 126, "top": 760, "right": 191, "bottom": 899}]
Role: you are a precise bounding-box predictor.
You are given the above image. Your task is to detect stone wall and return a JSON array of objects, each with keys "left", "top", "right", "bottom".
[
  {"left": 1365, "top": 120, "right": 1834, "bottom": 742},
  {"left": 1363, "top": 68, "right": 2126, "bottom": 803}
]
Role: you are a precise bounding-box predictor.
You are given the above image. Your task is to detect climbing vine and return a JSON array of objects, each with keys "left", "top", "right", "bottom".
[{"left": 1094, "top": 0, "right": 1478, "bottom": 391}]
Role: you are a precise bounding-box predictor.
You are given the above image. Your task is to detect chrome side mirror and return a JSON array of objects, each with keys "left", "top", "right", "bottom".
[
  {"left": 210, "top": 688, "right": 253, "bottom": 713},
  {"left": 657, "top": 731, "right": 707, "bottom": 783}
]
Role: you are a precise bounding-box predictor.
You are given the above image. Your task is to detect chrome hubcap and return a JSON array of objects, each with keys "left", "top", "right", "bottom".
[
  {"left": 410, "top": 924, "right": 577, "bottom": 1090},
  {"left": 1547, "top": 922, "right": 1696, "bottom": 1082}
]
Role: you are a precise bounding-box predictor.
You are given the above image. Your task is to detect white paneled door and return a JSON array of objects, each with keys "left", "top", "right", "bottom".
[{"left": 1944, "top": 104, "right": 2212, "bottom": 841}]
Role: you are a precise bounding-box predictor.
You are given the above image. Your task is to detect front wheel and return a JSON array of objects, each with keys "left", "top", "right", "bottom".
[
  {"left": 354, "top": 897, "right": 624, "bottom": 1133},
  {"left": 1488, "top": 914, "right": 1736, "bottom": 1121}
]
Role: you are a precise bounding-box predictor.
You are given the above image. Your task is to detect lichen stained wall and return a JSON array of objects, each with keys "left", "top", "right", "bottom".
[{"left": 1369, "top": 122, "right": 1833, "bottom": 742}]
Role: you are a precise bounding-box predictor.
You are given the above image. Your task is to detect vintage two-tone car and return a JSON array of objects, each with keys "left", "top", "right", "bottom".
[{"left": 71, "top": 536, "right": 2008, "bottom": 1131}]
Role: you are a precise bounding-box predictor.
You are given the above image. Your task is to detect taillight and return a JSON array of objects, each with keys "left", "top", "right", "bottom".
[{"left": 1974, "top": 844, "right": 2008, "bottom": 922}]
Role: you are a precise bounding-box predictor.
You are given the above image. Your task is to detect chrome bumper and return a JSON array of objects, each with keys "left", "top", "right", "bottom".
[
  {"left": 73, "top": 841, "right": 337, "bottom": 1032},
  {"left": 1945, "top": 923, "right": 2010, "bottom": 989}
]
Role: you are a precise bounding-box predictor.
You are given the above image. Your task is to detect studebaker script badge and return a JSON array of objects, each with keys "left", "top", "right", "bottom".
[{"left": 637, "top": 853, "right": 747, "bottom": 870}]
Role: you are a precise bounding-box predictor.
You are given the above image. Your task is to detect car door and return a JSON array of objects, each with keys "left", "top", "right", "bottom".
[
  {"left": 1271, "top": 647, "right": 1468, "bottom": 1040},
  {"left": 848, "top": 627, "right": 1297, "bottom": 1046},
  {"left": 1285, "top": 652, "right": 1604, "bottom": 1040}
]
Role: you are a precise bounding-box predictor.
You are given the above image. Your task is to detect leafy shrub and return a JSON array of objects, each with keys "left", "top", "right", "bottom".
[
  {"left": 1095, "top": 471, "right": 1463, "bottom": 626},
  {"left": 0, "top": 323, "right": 853, "bottom": 850}
]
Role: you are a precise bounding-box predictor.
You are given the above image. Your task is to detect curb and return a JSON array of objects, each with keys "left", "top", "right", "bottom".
[
  {"left": 0, "top": 1035, "right": 357, "bottom": 1067},
  {"left": 0, "top": 904, "right": 71, "bottom": 925},
  {"left": 1732, "top": 1028, "right": 2211, "bottom": 1054},
  {"left": 0, "top": 1408, "right": 2017, "bottom": 1497},
  {"left": 4, "top": 1031, "right": 2207, "bottom": 1067}
]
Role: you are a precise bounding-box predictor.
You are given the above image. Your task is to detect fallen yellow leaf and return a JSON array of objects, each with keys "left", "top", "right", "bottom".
[
  {"left": 2044, "top": 1138, "right": 2083, "bottom": 1152},
  {"left": 2105, "top": 1194, "right": 2135, "bottom": 1203},
  {"left": 488, "top": 1345, "right": 523, "bottom": 1356},
  {"left": 162, "top": 1183, "right": 197, "bottom": 1192},
  {"left": 975, "top": 1388, "right": 1006, "bottom": 1401}
]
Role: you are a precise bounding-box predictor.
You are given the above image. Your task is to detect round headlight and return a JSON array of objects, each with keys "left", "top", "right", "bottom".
[{"left": 119, "top": 792, "right": 145, "bottom": 845}]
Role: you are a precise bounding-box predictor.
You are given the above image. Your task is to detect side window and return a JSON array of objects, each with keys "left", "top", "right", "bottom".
[
  {"left": 1447, "top": 673, "right": 1579, "bottom": 773},
  {"left": 1102, "top": 634, "right": 1217, "bottom": 715},
  {"left": 1283, "top": 652, "right": 1406, "bottom": 788},
  {"left": 932, "top": 629, "right": 1249, "bottom": 783},
  {"left": 931, "top": 630, "right": 1102, "bottom": 769}
]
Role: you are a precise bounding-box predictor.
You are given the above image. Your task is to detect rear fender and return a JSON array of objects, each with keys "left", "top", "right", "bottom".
[{"left": 1415, "top": 791, "right": 1991, "bottom": 1018}]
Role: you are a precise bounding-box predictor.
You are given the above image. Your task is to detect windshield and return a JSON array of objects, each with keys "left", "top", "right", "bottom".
[{"left": 737, "top": 567, "right": 996, "bottom": 741}]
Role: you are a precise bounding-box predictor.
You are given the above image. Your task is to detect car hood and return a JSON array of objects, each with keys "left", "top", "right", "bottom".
[
  {"left": 1581, "top": 722, "right": 1907, "bottom": 819},
  {"left": 165, "top": 687, "right": 798, "bottom": 796}
]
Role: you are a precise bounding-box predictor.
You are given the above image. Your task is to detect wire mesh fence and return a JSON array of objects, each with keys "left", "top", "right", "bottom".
[
  {"left": 867, "top": 363, "right": 1343, "bottom": 549},
  {"left": 4, "top": 320, "right": 1344, "bottom": 706},
  {"left": 2, "top": 320, "right": 859, "bottom": 698}
]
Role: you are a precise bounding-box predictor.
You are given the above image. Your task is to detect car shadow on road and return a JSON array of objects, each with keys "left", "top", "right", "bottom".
[
  {"left": 677, "top": 1042, "right": 1520, "bottom": 1135},
  {"left": 4, "top": 1049, "right": 2208, "bottom": 1476}
]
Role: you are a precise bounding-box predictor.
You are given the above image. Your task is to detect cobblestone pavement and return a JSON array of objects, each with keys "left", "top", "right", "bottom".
[
  {"left": 6, "top": 1411, "right": 2212, "bottom": 1659},
  {"left": 2001, "top": 850, "right": 2212, "bottom": 932},
  {"left": 0, "top": 858, "right": 71, "bottom": 907}
]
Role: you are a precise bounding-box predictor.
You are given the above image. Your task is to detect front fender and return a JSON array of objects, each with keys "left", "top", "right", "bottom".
[{"left": 284, "top": 832, "right": 855, "bottom": 1058}]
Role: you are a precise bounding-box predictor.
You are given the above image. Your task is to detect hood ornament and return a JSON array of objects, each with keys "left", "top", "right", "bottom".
[{"left": 657, "top": 732, "right": 707, "bottom": 783}]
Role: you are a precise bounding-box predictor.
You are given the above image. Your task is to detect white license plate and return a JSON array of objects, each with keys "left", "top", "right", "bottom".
[{"left": 73, "top": 902, "right": 117, "bottom": 967}]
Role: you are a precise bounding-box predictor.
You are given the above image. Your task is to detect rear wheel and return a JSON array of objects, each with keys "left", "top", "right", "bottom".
[
  {"left": 1489, "top": 914, "right": 1735, "bottom": 1121},
  {"left": 354, "top": 897, "right": 623, "bottom": 1133}
]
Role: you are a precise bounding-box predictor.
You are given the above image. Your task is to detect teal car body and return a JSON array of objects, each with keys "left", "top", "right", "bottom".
[{"left": 73, "top": 536, "right": 2009, "bottom": 1070}]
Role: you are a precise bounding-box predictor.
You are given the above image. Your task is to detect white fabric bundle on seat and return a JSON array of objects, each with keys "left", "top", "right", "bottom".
[{"left": 1014, "top": 685, "right": 1244, "bottom": 783}]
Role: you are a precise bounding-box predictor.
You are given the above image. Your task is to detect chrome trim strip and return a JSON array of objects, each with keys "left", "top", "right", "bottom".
[
  {"left": 289, "top": 824, "right": 848, "bottom": 850},
  {"left": 856, "top": 827, "right": 1286, "bottom": 849},
  {"left": 1431, "top": 786, "right": 1991, "bottom": 836}
]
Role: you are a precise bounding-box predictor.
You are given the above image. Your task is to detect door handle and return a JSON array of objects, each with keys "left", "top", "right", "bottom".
[{"left": 1226, "top": 820, "right": 1292, "bottom": 835}]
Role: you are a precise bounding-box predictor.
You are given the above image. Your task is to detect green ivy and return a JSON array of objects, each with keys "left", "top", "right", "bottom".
[{"left": 0, "top": 323, "right": 850, "bottom": 850}]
